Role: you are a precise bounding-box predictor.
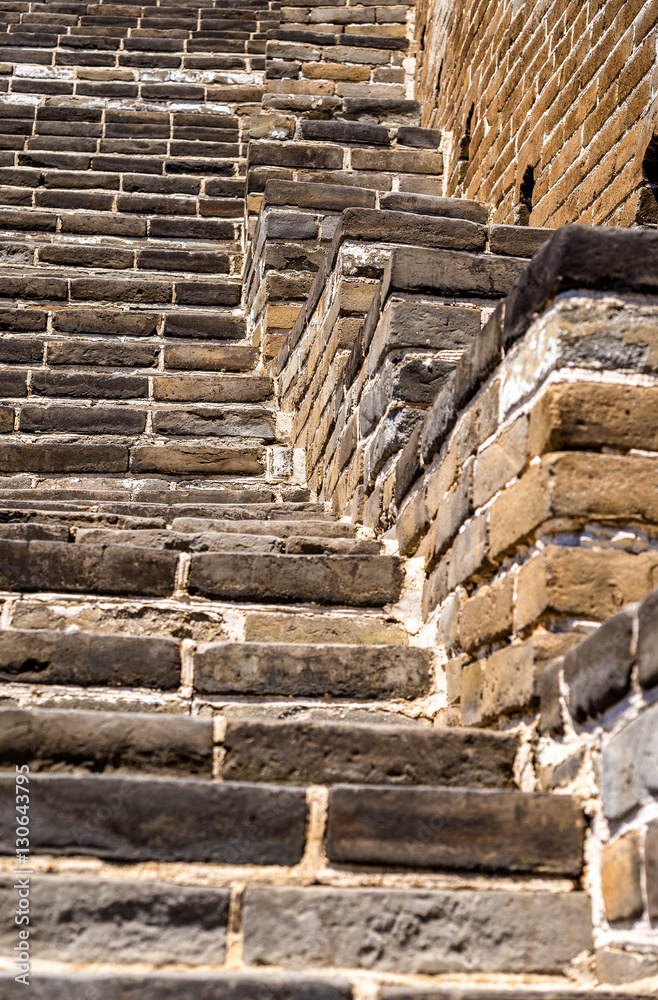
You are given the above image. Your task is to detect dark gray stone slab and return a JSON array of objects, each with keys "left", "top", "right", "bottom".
[
  {"left": 0, "top": 628, "right": 180, "bottom": 688},
  {"left": 637, "top": 587, "right": 658, "bottom": 689},
  {"left": 0, "top": 775, "right": 306, "bottom": 865},
  {"left": 563, "top": 609, "right": 634, "bottom": 721},
  {"left": 0, "top": 874, "right": 229, "bottom": 964},
  {"left": 0, "top": 708, "right": 211, "bottom": 775},
  {"left": 222, "top": 719, "right": 518, "bottom": 787},
  {"left": 600, "top": 702, "right": 658, "bottom": 821},
  {"left": 242, "top": 886, "right": 593, "bottom": 973},
  {"left": 0, "top": 973, "right": 351, "bottom": 1000},
  {"left": 187, "top": 554, "right": 404, "bottom": 605},
  {"left": 326, "top": 786, "right": 585, "bottom": 875},
  {"left": 0, "top": 539, "right": 179, "bottom": 596},
  {"left": 195, "top": 642, "right": 430, "bottom": 699},
  {"left": 382, "top": 990, "right": 646, "bottom": 1000}
]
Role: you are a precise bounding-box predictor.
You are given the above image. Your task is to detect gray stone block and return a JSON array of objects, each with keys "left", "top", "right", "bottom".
[
  {"left": 563, "top": 609, "right": 635, "bottom": 721},
  {"left": 0, "top": 628, "right": 181, "bottom": 689},
  {"left": 0, "top": 775, "right": 307, "bottom": 865},
  {"left": 0, "top": 708, "right": 212, "bottom": 775},
  {"left": 188, "top": 553, "right": 404, "bottom": 605},
  {"left": 222, "top": 720, "right": 518, "bottom": 786},
  {"left": 326, "top": 786, "right": 585, "bottom": 875},
  {"left": 637, "top": 586, "right": 658, "bottom": 689},
  {"left": 0, "top": 875, "right": 229, "bottom": 964},
  {"left": 242, "top": 886, "right": 593, "bottom": 973},
  {"left": 195, "top": 642, "right": 431, "bottom": 699},
  {"left": 0, "top": 973, "right": 352, "bottom": 1000},
  {"left": 601, "top": 702, "right": 658, "bottom": 821}
]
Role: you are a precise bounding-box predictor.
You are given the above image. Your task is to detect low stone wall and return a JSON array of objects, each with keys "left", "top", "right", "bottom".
[{"left": 538, "top": 586, "right": 658, "bottom": 984}]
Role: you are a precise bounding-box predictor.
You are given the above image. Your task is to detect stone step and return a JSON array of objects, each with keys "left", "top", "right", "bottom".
[
  {"left": 0, "top": 267, "right": 248, "bottom": 312},
  {"left": 0, "top": 970, "right": 351, "bottom": 999},
  {"left": 0, "top": 977, "right": 635, "bottom": 1000},
  {"left": 72, "top": 527, "right": 381, "bottom": 555},
  {"left": 0, "top": 706, "right": 213, "bottom": 775},
  {"left": 0, "top": 772, "right": 307, "bottom": 864},
  {"left": 194, "top": 641, "right": 428, "bottom": 698},
  {"left": 0, "top": 500, "right": 327, "bottom": 522},
  {"left": 0, "top": 239, "right": 242, "bottom": 274},
  {"left": 0, "top": 440, "right": 269, "bottom": 476},
  {"left": 9, "top": 404, "right": 276, "bottom": 439},
  {"left": 0, "top": 767, "right": 584, "bottom": 875},
  {"left": 0, "top": 710, "right": 517, "bottom": 786},
  {"left": 221, "top": 718, "right": 519, "bottom": 787},
  {"left": 325, "top": 784, "right": 586, "bottom": 875},
  {"left": 0, "top": 540, "right": 403, "bottom": 605}
]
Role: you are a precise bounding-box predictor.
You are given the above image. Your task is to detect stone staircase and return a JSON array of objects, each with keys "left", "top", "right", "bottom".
[{"left": 0, "top": 2, "right": 651, "bottom": 998}]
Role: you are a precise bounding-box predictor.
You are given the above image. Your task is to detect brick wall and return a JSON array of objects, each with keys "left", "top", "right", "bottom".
[{"left": 415, "top": 0, "right": 658, "bottom": 227}]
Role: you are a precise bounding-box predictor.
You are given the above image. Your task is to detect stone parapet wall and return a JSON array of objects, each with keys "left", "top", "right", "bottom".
[
  {"left": 538, "top": 586, "right": 658, "bottom": 982},
  {"left": 414, "top": 0, "right": 658, "bottom": 227}
]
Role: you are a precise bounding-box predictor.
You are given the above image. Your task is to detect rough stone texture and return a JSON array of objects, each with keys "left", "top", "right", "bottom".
[
  {"left": 600, "top": 702, "right": 658, "bottom": 822},
  {"left": 326, "top": 786, "right": 585, "bottom": 875},
  {"left": 0, "top": 875, "right": 229, "bottom": 964},
  {"left": 222, "top": 720, "right": 518, "bottom": 787},
  {"left": 0, "top": 775, "right": 306, "bottom": 865},
  {"left": 195, "top": 643, "right": 431, "bottom": 699},
  {"left": 188, "top": 554, "right": 404, "bottom": 605},
  {"left": 562, "top": 609, "right": 635, "bottom": 722},
  {"left": 638, "top": 587, "right": 658, "bottom": 690},
  {"left": 0, "top": 708, "right": 212, "bottom": 775},
  {"left": 0, "top": 974, "right": 352, "bottom": 1000},
  {"left": 0, "top": 628, "right": 181, "bottom": 689},
  {"left": 242, "top": 886, "right": 593, "bottom": 973},
  {"left": 600, "top": 833, "right": 644, "bottom": 924},
  {"left": 646, "top": 821, "right": 658, "bottom": 923}
]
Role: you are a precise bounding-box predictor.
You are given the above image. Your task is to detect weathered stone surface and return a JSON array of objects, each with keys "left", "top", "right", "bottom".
[
  {"left": 188, "top": 553, "right": 404, "bottom": 605},
  {"left": 243, "top": 612, "right": 406, "bottom": 645},
  {"left": 194, "top": 642, "right": 431, "bottom": 699},
  {"left": 600, "top": 702, "right": 658, "bottom": 821},
  {"left": 0, "top": 973, "right": 352, "bottom": 1000},
  {"left": 242, "top": 886, "right": 593, "bottom": 973},
  {"left": 646, "top": 821, "right": 658, "bottom": 922},
  {"left": 222, "top": 720, "right": 517, "bottom": 787},
  {"left": 600, "top": 833, "right": 644, "bottom": 924},
  {"left": 0, "top": 875, "right": 229, "bottom": 964},
  {"left": 0, "top": 774, "right": 307, "bottom": 864},
  {"left": 0, "top": 628, "right": 180, "bottom": 689},
  {"left": 0, "top": 539, "right": 179, "bottom": 596},
  {"left": 131, "top": 445, "right": 266, "bottom": 475},
  {"left": 563, "top": 609, "right": 634, "bottom": 721},
  {"left": 326, "top": 786, "right": 585, "bottom": 874},
  {"left": 637, "top": 586, "right": 658, "bottom": 689},
  {"left": 0, "top": 708, "right": 211, "bottom": 775}
]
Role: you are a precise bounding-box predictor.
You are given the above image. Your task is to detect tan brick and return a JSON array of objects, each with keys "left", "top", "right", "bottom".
[
  {"left": 459, "top": 573, "right": 514, "bottom": 652},
  {"left": 473, "top": 415, "right": 528, "bottom": 509},
  {"left": 301, "top": 63, "right": 371, "bottom": 82},
  {"left": 601, "top": 833, "right": 644, "bottom": 924},
  {"left": 461, "top": 659, "right": 483, "bottom": 725}
]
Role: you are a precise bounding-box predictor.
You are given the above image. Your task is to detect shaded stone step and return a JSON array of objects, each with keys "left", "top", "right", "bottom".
[
  {"left": 73, "top": 527, "right": 381, "bottom": 555},
  {"left": 0, "top": 773, "right": 307, "bottom": 864},
  {"left": 0, "top": 500, "right": 329, "bottom": 522},
  {"left": 0, "top": 707, "right": 211, "bottom": 774},
  {"left": 326, "top": 785, "right": 586, "bottom": 875},
  {"left": 0, "top": 627, "right": 181, "bottom": 688},
  {"left": 0, "top": 441, "right": 267, "bottom": 476},
  {"left": 171, "top": 517, "right": 358, "bottom": 538},
  {"left": 188, "top": 552, "right": 404, "bottom": 605},
  {"left": 194, "top": 642, "right": 430, "bottom": 699},
  {"left": 384, "top": 991, "right": 641, "bottom": 1000},
  {"left": 0, "top": 874, "right": 231, "bottom": 967},
  {"left": 222, "top": 718, "right": 519, "bottom": 787},
  {"left": 241, "top": 885, "right": 592, "bottom": 974},
  {"left": 0, "top": 972, "right": 351, "bottom": 1000}
]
